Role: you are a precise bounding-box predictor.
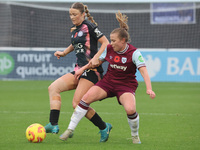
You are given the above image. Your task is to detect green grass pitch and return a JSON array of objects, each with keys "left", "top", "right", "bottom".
[{"left": 0, "top": 81, "right": 200, "bottom": 150}]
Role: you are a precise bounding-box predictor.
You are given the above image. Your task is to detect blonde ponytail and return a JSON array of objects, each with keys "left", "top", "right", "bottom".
[
  {"left": 116, "top": 11, "right": 129, "bottom": 31},
  {"left": 111, "top": 11, "right": 130, "bottom": 42}
]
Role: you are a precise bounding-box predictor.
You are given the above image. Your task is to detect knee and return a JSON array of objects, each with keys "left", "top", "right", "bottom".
[
  {"left": 48, "top": 85, "right": 51, "bottom": 93},
  {"left": 48, "top": 83, "right": 60, "bottom": 95},
  {"left": 72, "top": 93, "right": 91, "bottom": 109},
  {"left": 126, "top": 107, "right": 136, "bottom": 115},
  {"left": 82, "top": 93, "right": 90, "bottom": 102},
  {"left": 48, "top": 83, "right": 54, "bottom": 93}
]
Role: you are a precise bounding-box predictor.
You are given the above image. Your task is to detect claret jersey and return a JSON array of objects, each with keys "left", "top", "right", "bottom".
[
  {"left": 71, "top": 20, "right": 104, "bottom": 73},
  {"left": 99, "top": 43, "right": 146, "bottom": 88}
]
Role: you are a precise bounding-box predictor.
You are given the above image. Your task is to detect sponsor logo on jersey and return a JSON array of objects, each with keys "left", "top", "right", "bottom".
[
  {"left": 110, "top": 64, "right": 127, "bottom": 71},
  {"left": 74, "top": 43, "right": 85, "bottom": 54},
  {"left": 74, "top": 43, "right": 83, "bottom": 49}
]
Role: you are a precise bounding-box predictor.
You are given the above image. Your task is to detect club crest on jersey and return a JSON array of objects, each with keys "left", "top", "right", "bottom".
[
  {"left": 78, "top": 31, "right": 83, "bottom": 37},
  {"left": 121, "top": 57, "right": 127, "bottom": 64}
]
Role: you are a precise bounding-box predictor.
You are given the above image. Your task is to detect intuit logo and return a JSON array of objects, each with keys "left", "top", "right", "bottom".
[
  {"left": 0, "top": 53, "right": 15, "bottom": 75},
  {"left": 16, "top": 53, "right": 75, "bottom": 78}
]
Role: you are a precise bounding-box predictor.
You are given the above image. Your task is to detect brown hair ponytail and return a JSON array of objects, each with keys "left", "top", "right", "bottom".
[
  {"left": 116, "top": 11, "right": 129, "bottom": 31},
  {"left": 111, "top": 11, "right": 130, "bottom": 42},
  {"left": 84, "top": 5, "right": 98, "bottom": 25}
]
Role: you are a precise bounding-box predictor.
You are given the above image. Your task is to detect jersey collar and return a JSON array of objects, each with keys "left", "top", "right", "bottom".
[{"left": 116, "top": 43, "right": 129, "bottom": 54}]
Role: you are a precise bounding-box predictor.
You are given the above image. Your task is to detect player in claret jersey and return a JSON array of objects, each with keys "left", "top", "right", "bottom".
[{"left": 60, "top": 11, "right": 156, "bottom": 144}]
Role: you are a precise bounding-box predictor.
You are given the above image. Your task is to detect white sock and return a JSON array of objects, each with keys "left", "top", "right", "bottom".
[
  {"left": 68, "top": 105, "right": 88, "bottom": 130},
  {"left": 127, "top": 114, "right": 139, "bottom": 136}
]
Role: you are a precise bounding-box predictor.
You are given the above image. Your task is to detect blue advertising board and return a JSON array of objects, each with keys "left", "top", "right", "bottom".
[
  {"left": 136, "top": 50, "right": 200, "bottom": 82},
  {"left": 151, "top": 3, "right": 196, "bottom": 24},
  {"left": 0, "top": 49, "right": 200, "bottom": 82},
  {"left": 0, "top": 50, "right": 76, "bottom": 80}
]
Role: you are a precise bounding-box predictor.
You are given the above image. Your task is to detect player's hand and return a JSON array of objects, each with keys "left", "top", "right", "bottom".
[
  {"left": 90, "top": 57, "right": 99, "bottom": 68},
  {"left": 54, "top": 51, "right": 65, "bottom": 59},
  {"left": 74, "top": 62, "right": 92, "bottom": 80},
  {"left": 74, "top": 68, "right": 84, "bottom": 80},
  {"left": 146, "top": 90, "right": 156, "bottom": 99}
]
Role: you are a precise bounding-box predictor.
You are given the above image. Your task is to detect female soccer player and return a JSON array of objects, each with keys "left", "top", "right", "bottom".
[
  {"left": 45, "top": 2, "right": 112, "bottom": 142},
  {"left": 59, "top": 11, "right": 156, "bottom": 144}
]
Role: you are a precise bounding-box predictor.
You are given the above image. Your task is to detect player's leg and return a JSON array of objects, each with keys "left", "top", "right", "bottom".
[
  {"left": 119, "top": 93, "right": 141, "bottom": 144},
  {"left": 71, "top": 70, "right": 112, "bottom": 142},
  {"left": 80, "top": 81, "right": 112, "bottom": 142},
  {"left": 45, "top": 73, "right": 77, "bottom": 134},
  {"left": 60, "top": 85, "right": 110, "bottom": 142},
  {"left": 72, "top": 78, "right": 106, "bottom": 129}
]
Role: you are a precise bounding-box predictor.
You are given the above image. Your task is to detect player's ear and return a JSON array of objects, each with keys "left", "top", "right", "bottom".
[
  {"left": 82, "top": 12, "right": 85, "bottom": 17},
  {"left": 121, "top": 38, "right": 126, "bottom": 43}
]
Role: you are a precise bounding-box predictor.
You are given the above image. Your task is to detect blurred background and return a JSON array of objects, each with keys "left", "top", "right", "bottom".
[{"left": 0, "top": 0, "right": 200, "bottom": 82}]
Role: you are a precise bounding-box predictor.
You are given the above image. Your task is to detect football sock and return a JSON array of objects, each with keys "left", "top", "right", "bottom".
[
  {"left": 127, "top": 112, "right": 138, "bottom": 119},
  {"left": 68, "top": 100, "right": 89, "bottom": 130},
  {"left": 90, "top": 113, "right": 106, "bottom": 130},
  {"left": 127, "top": 112, "right": 139, "bottom": 136},
  {"left": 50, "top": 109, "right": 60, "bottom": 125}
]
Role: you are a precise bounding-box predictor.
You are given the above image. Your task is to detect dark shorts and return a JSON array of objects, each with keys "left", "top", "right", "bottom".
[
  {"left": 71, "top": 69, "right": 103, "bottom": 84},
  {"left": 96, "top": 78, "right": 137, "bottom": 105}
]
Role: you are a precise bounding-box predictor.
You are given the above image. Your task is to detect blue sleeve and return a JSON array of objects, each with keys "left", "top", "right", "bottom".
[
  {"left": 132, "top": 50, "right": 146, "bottom": 69},
  {"left": 99, "top": 47, "right": 107, "bottom": 61}
]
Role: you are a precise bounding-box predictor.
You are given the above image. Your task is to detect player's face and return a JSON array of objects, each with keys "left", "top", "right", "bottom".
[
  {"left": 69, "top": 8, "right": 85, "bottom": 26},
  {"left": 110, "top": 33, "right": 126, "bottom": 52}
]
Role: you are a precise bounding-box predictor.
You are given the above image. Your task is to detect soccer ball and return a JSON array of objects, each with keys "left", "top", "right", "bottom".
[{"left": 26, "top": 123, "right": 46, "bottom": 143}]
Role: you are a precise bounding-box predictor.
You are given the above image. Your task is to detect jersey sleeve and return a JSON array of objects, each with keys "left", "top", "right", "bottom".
[
  {"left": 90, "top": 26, "right": 104, "bottom": 40},
  {"left": 99, "top": 47, "right": 107, "bottom": 61},
  {"left": 132, "top": 50, "right": 146, "bottom": 69}
]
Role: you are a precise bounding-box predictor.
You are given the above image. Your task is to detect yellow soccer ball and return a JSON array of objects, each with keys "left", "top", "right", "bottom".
[{"left": 26, "top": 123, "right": 46, "bottom": 143}]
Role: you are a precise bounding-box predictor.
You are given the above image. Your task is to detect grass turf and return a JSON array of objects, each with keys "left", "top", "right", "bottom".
[{"left": 0, "top": 81, "right": 200, "bottom": 150}]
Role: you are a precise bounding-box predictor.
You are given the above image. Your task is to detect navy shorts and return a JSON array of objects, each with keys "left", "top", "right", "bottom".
[
  {"left": 71, "top": 69, "right": 103, "bottom": 84},
  {"left": 96, "top": 78, "right": 137, "bottom": 105}
]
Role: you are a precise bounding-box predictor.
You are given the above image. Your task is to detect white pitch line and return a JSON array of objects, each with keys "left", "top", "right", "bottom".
[{"left": 0, "top": 111, "right": 192, "bottom": 116}]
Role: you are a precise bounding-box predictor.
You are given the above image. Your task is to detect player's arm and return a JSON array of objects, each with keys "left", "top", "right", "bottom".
[
  {"left": 90, "top": 36, "right": 109, "bottom": 67},
  {"left": 132, "top": 49, "right": 155, "bottom": 99},
  {"left": 139, "top": 67, "right": 156, "bottom": 99},
  {"left": 74, "top": 60, "right": 103, "bottom": 80},
  {"left": 74, "top": 47, "right": 106, "bottom": 80},
  {"left": 54, "top": 44, "right": 74, "bottom": 59}
]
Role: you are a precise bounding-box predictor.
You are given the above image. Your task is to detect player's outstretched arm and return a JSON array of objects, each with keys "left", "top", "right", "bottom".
[
  {"left": 54, "top": 44, "right": 74, "bottom": 59},
  {"left": 139, "top": 67, "right": 156, "bottom": 99},
  {"left": 74, "top": 63, "right": 92, "bottom": 80},
  {"left": 74, "top": 60, "right": 103, "bottom": 80},
  {"left": 90, "top": 36, "right": 109, "bottom": 67}
]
